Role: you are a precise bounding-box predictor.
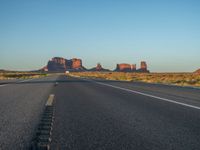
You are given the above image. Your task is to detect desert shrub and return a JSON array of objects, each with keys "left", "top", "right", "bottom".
[{"left": 69, "top": 72, "right": 200, "bottom": 87}]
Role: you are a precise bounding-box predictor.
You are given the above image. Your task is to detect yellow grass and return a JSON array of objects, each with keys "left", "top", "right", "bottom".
[
  {"left": 69, "top": 72, "right": 200, "bottom": 87},
  {"left": 0, "top": 72, "right": 48, "bottom": 80}
]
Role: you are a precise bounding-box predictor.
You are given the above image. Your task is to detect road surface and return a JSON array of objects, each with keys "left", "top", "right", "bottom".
[
  {"left": 0, "top": 75, "right": 59, "bottom": 149},
  {"left": 0, "top": 75, "right": 200, "bottom": 149}
]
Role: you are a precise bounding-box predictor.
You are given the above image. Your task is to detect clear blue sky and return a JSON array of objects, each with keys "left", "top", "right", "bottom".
[{"left": 0, "top": 0, "right": 200, "bottom": 72}]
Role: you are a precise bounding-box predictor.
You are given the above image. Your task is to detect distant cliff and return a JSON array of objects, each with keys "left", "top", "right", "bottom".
[
  {"left": 115, "top": 61, "right": 149, "bottom": 73},
  {"left": 137, "top": 61, "right": 149, "bottom": 72},
  {"left": 89, "top": 63, "right": 110, "bottom": 72},
  {"left": 42, "top": 57, "right": 85, "bottom": 72},
  {"left": 115, "top": 64, "right": 136, "bottom": 72},
  {"left": 194, "top": 69, "right": 200, "bottom": 74},
  {"left": 41, "top": 57, "right": 149, "bottom": 73}
]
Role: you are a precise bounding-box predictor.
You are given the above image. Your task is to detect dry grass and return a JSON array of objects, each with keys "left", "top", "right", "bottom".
[
  {"left": 0, "top": 72, "right": 48, "bottom": 80},
  {"left": 69, "top": 72, "right": 200, "bottom": 87}
]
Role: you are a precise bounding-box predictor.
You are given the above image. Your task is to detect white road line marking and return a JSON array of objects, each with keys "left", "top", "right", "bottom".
[
  {"left": 0, "top": 84, "right": 6, "bottom": 87},
  {"left": 96, "top": 82, "right": 200, "bottom": 110},
  {"left": 19, "top": 78, "right": 35, "bottom": 83},
  {"left": 81, "top": 78, "right": 200, "bottom": 110},
  {"left": 46, "top": 94, "right": 55, "bottom": 106}
]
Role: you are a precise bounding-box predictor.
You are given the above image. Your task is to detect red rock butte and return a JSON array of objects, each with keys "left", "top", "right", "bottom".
[
  {"left": 89, "top": 63, "right": 110, "bottom": 72},
  {"left": 41, "top": 57, "right": 149, "bottom": 73},
  {"left": 115, "top": 64, "right": 136, "bottom": 72},
  {"left": 194, "top": 69, "right": 200, "bottom": 74},
  {"left": 43, "top": 57, "right": 84, "bottom": 72},
  {"left": 115, "top": 61, "right": 149, "bottom": 72}
]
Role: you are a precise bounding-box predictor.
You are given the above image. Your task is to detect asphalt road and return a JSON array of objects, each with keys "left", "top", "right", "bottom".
[
  {"left": 0, "top": 75, "right": 59, "bottom": 149},
  {"left": 50, "top": 75, "right": 200, "bottom": 150},
  {"left": 0, "top": 75, "right": 200, "bottom": 149}
]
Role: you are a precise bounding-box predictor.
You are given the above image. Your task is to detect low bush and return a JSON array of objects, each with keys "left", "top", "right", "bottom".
[{"left": 69, "top": 72, "right": 200, "bottom": 87}]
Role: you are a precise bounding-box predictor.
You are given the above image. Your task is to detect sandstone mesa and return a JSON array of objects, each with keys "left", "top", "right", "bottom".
[{"left": 41, "top": 57, "right": 149, "bottom": 73}]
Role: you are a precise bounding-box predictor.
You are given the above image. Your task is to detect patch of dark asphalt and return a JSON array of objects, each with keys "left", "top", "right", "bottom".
[
  {"left": 0, "top": 75, "right": 60, "bottom": 149},
  {"left": 51, "top": 76, "right": 200, "bottom": 150}
]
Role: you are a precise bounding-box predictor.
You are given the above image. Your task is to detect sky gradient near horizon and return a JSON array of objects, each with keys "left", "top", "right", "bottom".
[{"left": 0, "top": 0, "right": 200, "bottom": 72}]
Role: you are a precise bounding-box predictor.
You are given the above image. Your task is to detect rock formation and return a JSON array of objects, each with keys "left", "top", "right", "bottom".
[
  {"left": 115, "top": 64, "right": 136, "bottom": 72},
  {"left": 96, "top": 63, "right": 103, "bottom": 71},
  {"left": 41, "top": 57, "right": 150, "bottom": 73},
  {"left": 41, "top": 66, "right": 48, "bottom": 72},
  {"left": 47, "top": 57, "right": 67, "bottom": 71},
  {"left": 89, "top": 63, "right": 110, "bottom": 72},
  {"left": 137, "top": 61, "right": 149, "bottom": 72},
  {"left": 71, "top": 58, "right": 82, "bottom": 69},
  {"left": 194, "top": 69, "right": 200, "bottom": 74},
  {"left": 44, "top": 57, "right": 85, "bottom": 72},
  {"left": 115, "top": 61, "right": 149, "bottom": 73}
]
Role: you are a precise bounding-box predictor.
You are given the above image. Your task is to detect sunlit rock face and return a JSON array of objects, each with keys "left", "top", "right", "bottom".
[
  {"left": 194, "top": 69, "right": 200, "bottom": 74},
  {"left": 71, "top": 58, "right": 82, "bottom": 69},
  {"left": 141, "top": 61, "right": 147, "bottom": 70},
  {"left": 96, "top": 63, "right": 103, "bottom": 71},
  {"left": 115, "top": 61, "right": 149, "bottom": 73},
  {"left": 41, "top": 57, "right": 150, "bottom": 73},
  {"left": 45, "top": 57, "right": 84, "bottom": 71},
  {"left": 89, "top": 63, "right": 110, "bottom": 72},
  {"left": 137, "top": 61, "right": 149, "bottom": 73},
  {"left": 115, "top": 64, "right": 136, "bottom": 72}
]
